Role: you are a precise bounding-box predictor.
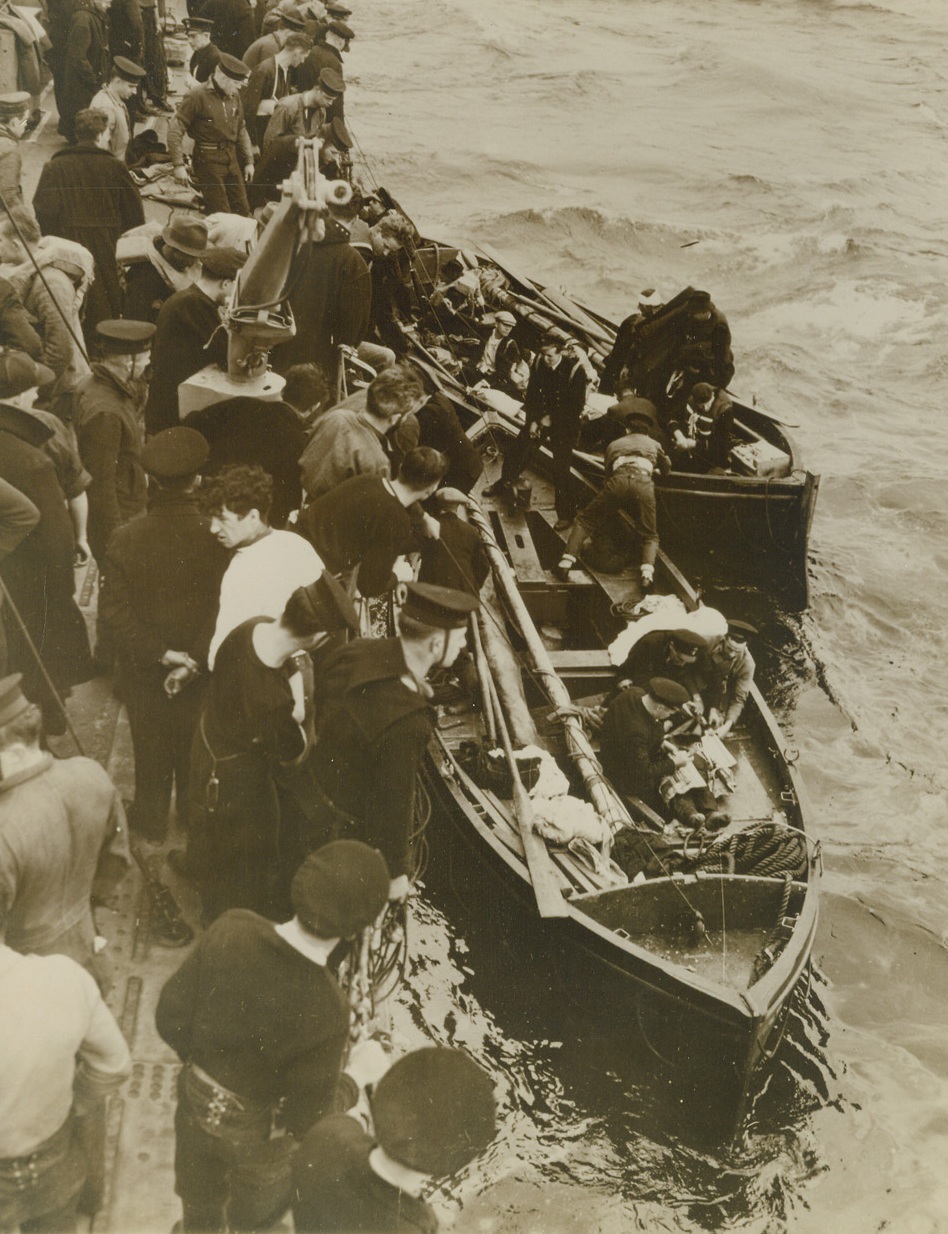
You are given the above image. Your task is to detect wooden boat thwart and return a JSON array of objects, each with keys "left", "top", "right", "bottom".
[{"left": 418, "top": 416, "right": 819, "bottom": 1128}]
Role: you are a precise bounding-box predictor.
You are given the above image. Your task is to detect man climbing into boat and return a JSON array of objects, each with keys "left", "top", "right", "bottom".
[
  {"left": 555, "top": 443, "right": 659, "bottom": 586},
  {"left": 308, "top": 582, "right": 479, "bottom": 902}
]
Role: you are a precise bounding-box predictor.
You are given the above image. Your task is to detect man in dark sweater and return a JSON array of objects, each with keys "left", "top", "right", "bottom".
[
  {"left": 598, "top": 676, "right": 690, "bottom": 817},
  {"left": 156, "top": 840, "right": 391, "bottom": 1234},
  {"left": 417, "top": 489, "right": 489, "bottom": 597},
  {"left": 146, "top": 247, "right": 247, "bottom": 435},
  {"left": 309, "top": 583, "right": 478, "bottom": 901},
  {"left": 101, "top": 428, "right": 229, "bottom": 843},
  {"left": 292, "top": 1047, "right": 497, "bottom": 1234},
  {"left": 296, "top": 447, "right": 447, "bottom": 597}
]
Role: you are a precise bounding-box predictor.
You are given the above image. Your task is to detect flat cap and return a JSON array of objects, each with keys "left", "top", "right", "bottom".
[
  {"left": 647, "top": 677, "right": 690, "bottom": 707},
  {"left": 0, "top": 91, "right": 31, "bottom": 118},
  {"left": 326, "top": 114, "right": 352, "bottom": 149},
  {"left": 113, "top": 56, "right": 147, "bottom": 82},
  {"left": 637, "top": 287, "right": 662, "bottom": 308},
  {"left": 183, "top": 15, "right": 214, "bottom": 30},
  {"left": 668, "top": 628, "right": 705, "bottom": 649},
  {"left": 402, "top": 582, "right": 478, "bottom": 630},
  {"left": 161, "top": 215, "right": 209, "bottom": 258},
  {"left": 317, "top": 66, "right": 345, "bottom": 94},
  {"left": 0, "top": 673, "right": 31, "bottom": 726},
  {"left": 0, "top": 351, "right": 55, "bottom": 396},
  {"left": 726, "top": 619, "right": 757, "bottom": 641},
  {"left": 326, "top": 1, "right": 352, "bottom": 15},
  {"left": 279, "top": 9, "right": 306, "bottom": 27},
  {"left": 326, "top": 18, "right": 354, "bottom": 38},
  {"left": 141, "top": 427, "right": 209, "bottom": 479},
  {"left": 370, "top": 1048, "right": 497, "bottom": 1177},
  {"left": 608, "top": 393, "right": 657, "bottom": 426},
  {"left": 96, "top": 319, "right": 155, "bottom": 353},
  {"left": 199, "top": 246, "right": 247, "bottom": 280},
  {"left": 493, "top": 310, "right": 516, "bottom": 326},
  {"left": 291, "top": 840, "right": 389, "bottom": 939},
  {"left": 217, "top": 52, "right": 251, "bottom": 80},
  {"left": 291, "top": 572, "right": 359, "bottom": 635}
]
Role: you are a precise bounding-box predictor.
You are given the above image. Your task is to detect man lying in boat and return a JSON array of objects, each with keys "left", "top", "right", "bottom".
[{"left": 554, "top": 431, "right": 660, "bottom": 586}]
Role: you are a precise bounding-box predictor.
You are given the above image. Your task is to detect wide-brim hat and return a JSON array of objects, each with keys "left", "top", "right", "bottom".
[
  {"left": 291, "top": 840, "right": 389, "bottom": 939},
  {"left": 161, "top": 215, "right": 209, "bottom": 258},
  {"left": 370, "top": 1048, "right": 497, "bottom": 1176}
]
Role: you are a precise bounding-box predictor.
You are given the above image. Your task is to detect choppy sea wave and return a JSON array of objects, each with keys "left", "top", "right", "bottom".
[{"left": 350, "top": 0, "right": 948, "bottom": 1227}]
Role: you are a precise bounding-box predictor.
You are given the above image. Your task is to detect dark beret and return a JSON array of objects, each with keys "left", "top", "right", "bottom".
[
  {"left": 199, "top": 246, "right": 248, "bottom": 280},
  {"left": 141, "top": 427, "right": 209, "bottom": 479},
  {"left": 647, "top": 676, "right": 690, "bottom": 706},
  {"left": 291, "top": 841, "right": 389, "bottom": 939},
  {"left": 370, "top": 1048, "right": 497, "bottom": 1176}
]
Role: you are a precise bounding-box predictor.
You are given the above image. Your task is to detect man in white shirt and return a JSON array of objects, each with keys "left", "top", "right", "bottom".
[
  {"left": 0, "top": 942, "right": 131, "bottom": 1232},
  {"left": 204, "top": 464, "right": 324, "bottom": 669}
]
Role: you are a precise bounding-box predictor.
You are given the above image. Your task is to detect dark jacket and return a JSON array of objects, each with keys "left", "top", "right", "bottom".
[
  {"left": 190, "top": 40, "right": 221, "bottom": 83},
  {"left": 60, "top": 2, "right": 110, "bottom": 141},
  {"left": 102, "top": 488, "right": 228, "bottom": 671},
  {"left": 599, "top": 685, "right": 675, "bottom": 810},
  {"left": 415, "top": 392, "right": 483, "bottom": 493},
  {"left": 296, "top": 475, "right": 419, "bottom": 598},
  {"left": 311, "top": 638, "right": 434, "bottom": 878},
  {"left": 0, "top": 277, "right": 42, "bottom": 359},
  {"left": 145, "top": 283, "right": 227, "bottom": 436},
  {"left": 417, "top": 510, "right": 489, "bottom": 597},
  {"left": 270, "top": 220, "right": 370, "bottom": 383},
  {"left": 197, "top": 0, "right": 256, "bottom": 57},
  {"left": 523, "top": 354, "right": 587, "bottom": 432},
  {"left": 33, "top": 145, "right": 144, "bottom": 333},
  {"left": 109, "top": 0, "right": 143, "bottom": 61},
  {"left": 616, "top": 629, "right": 705, "bottom": 696},
  {"left": 294, "top": 40, "right": 344, "bottom": 118},
  {"left": 72, "top": 365, "right": 148, "bottom": 564},
  {"left": 0, "top": 424, "right": 91, "bottom": 693},
  {"left": 183, "top": 397, "right": 307, "bottom": 528}
]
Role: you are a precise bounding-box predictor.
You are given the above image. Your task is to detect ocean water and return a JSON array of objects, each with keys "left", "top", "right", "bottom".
[{"left": 344, "top": 1, "right": 948, "bottom": 1230}]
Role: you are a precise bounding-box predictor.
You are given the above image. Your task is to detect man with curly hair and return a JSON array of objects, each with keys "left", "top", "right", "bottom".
[{"left": 203, "top": 464, "right": 324, "bottom": 669}]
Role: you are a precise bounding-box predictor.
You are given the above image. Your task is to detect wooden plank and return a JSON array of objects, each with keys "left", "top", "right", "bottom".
[
  {"left": 547, "top": 649, "right": 615, "bottom": 673},
  {"left": 492, "top": 506, "right": 549, "bottom": 584}
]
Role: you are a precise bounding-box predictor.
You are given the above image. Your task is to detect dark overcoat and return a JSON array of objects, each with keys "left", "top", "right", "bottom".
[
  {"left": 60, "top": 3, "right": 110, "bottom": 141},
  {"left": 33, "top": 145, "right": 145, "bottom": 336},
  {"left": 145, "top": 284, "right": 228, "bottom": 435},
  {"left": 270, "top": 220, "right": 370, "bottom": 384}
]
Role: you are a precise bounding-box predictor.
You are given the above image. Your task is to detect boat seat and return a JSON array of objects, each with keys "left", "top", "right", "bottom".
[
  {"left": 491, "top": 506, "right": 548, "bottom": 584},
  {"left": 547, "top": 649, "right": 615, "bottom": 674}
]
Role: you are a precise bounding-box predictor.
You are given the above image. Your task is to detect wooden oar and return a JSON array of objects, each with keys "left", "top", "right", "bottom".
[
  {"left": 469, "top": 612, "right": 496, "bottom": 745},
  {"left": 482, "top": 661, "right": 568, "bottom": 918},
  {"left": 467, "top": 497, "right": 640, "bottom": 841}
]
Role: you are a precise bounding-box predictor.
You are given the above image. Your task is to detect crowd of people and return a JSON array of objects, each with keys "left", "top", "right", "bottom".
[{"left": 0, "top": 2, "right": 761, "bottom": 1228}]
